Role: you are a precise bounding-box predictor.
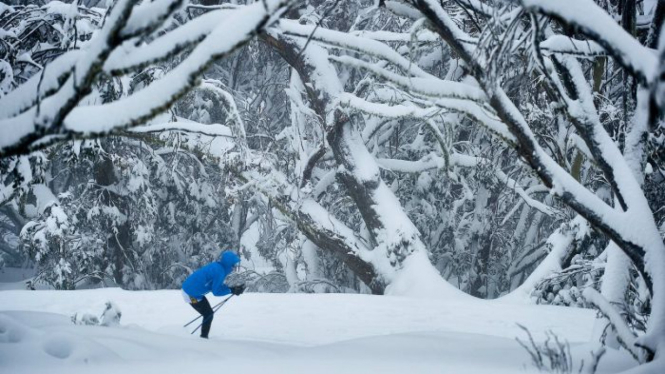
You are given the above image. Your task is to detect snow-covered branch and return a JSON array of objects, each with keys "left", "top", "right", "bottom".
[
  {"left": 105, "top": 7, "right": 237, "bottom": 75},
  {"left": 583, "top": 287, "right": 647, "bottom": 362},
  {"left": 0, "top": 0, "right": 136, "bottom": 155},
  {"left": 521, "top": 0, "right": 657, "bottom": 85},
  {"left": 0, "top": 51, "right": 81, "bottom": 120},
  {"left": 377, "top": 152, "right": 556, "bottom": 217},
  {"left": 120, "top": 0, "right": 186, "bottom": 39},
  {"left": 339, "top": 92, "right": 516, "bottom": 145},
  {"left": 503, "top": 216, "right": 590, "bottom": 303},
  {"left": 540, "top": 36, "right": 605, "bottom": 57},
  {"left": 330, "top": 55, "right": 486, "bottom": 102},
  {"left": 131, "top": 122, "right": 233, "bottom": 138},
  {"left": 0, "top": 0, "right": 292, "bottom": 158},
  {"left": 231, "top": 165, "right": 385, "bottom": 293},
  {"left": 279, "top": 21, "right": 437, "bottom": 79}
]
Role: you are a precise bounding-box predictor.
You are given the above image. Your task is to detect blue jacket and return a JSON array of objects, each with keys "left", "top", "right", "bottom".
[{"left": 182, "top": 251, "right": 240, "bottom": 300}]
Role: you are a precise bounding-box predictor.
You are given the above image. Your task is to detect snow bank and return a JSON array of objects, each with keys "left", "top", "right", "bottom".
[
  {"left": 0, "top": 288, "right": 596, "bottom": 344},
  {"left": 0, "top": 312, "right": 119, "bottom": 366},
  {"left": 0, "top": 289, "right": 636, "bottom": 374},
  {"left": 385, "top": 251, "right": 471, "bottom": 300}
]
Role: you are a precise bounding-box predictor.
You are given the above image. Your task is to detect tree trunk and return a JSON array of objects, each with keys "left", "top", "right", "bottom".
[
  {"left": 95, "top": 151, "right": 132, "bottom": 288},
  {"left": 262, "top": 32, "right": 464, "bottom": 297}
]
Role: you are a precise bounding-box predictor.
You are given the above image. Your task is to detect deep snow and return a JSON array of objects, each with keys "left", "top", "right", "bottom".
[{"left": 0, "top": 288, "right": 637, "bottom": 373}]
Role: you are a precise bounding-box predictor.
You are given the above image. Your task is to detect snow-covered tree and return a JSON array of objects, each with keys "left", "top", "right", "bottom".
[{"left": 0, "top": 0, "right": 289, "bottom": 287}]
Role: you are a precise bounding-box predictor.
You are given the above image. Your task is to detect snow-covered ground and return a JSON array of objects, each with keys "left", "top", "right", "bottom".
[{"left": 0, "top": 288, "right": 635, "bottom": 374}]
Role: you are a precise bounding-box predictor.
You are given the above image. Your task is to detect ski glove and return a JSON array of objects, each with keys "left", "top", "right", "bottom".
[{"left": 230, "top": 284, "right": 246, "bottom": 296}]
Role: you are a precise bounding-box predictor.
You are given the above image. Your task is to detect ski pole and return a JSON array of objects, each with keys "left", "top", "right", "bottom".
[
  {"left": 183, "top": 294, "right": 233, "bottom": 328},
  {"left": 183, "top": 302, "right": 220, "bottom": 328},
  {"left": 183, "top": 296, "right": 231, "bottom": 328},
  {"left": 190, "top": 294, "right": 235, "bottom": 335}
]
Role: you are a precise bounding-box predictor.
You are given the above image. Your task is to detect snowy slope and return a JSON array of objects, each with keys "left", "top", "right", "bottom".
[{"left": 0, "top": 289, "right": 635, "bottom": 373}]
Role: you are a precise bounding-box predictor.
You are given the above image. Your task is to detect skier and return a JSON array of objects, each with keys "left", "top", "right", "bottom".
[{"left": 182, "top": 250, "right": 245, "bottom": 338}]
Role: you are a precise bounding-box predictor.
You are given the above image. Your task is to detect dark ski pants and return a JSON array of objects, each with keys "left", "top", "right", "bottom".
[{"left": 190, "top": 296, "right": 214, "bottom": 338}]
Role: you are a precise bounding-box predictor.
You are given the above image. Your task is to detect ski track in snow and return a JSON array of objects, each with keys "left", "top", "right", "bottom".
[{"left": 0, "top": 289, "right": 636, "bottom": 373}]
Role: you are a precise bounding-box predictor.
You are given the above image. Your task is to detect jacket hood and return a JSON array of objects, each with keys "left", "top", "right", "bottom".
[{"left": 218, "top": 251, "right": 240, "bottom": 272}]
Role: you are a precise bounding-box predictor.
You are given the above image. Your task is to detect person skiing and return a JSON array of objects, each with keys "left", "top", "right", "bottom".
[{"left": 182, "top": 250, "right": 245, "bottom": 338}]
